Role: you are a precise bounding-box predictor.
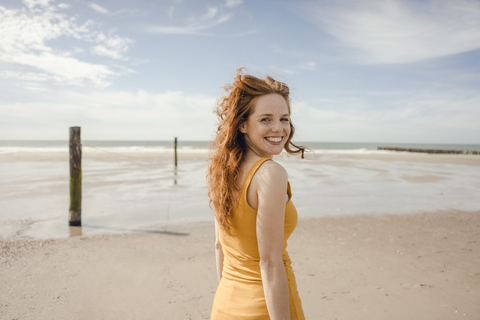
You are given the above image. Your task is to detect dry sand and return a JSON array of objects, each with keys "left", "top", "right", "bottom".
[{"left": 1, "top": 211, "right": 479, "bottom": 320}]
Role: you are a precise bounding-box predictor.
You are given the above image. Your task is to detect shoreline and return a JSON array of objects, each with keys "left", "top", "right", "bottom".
[
  {"left": 1, "top": 211, "right": 479, "bottom": 319},
  {"left": 2, "top": 150, "right": 480, "bottom": 165},
  {"left": 2, "top": 206, "right": 480, "bottom": 241},
  {"left": 1, "top": 151, "right": 480, "bottom": 241},
  {"left": 2, "top": 209, "right": 479, "bottom": 265}
]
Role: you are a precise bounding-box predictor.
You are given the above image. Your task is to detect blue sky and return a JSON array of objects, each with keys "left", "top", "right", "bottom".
[{"left": 1, "top": 0, "right": 480, "bottom": 143}]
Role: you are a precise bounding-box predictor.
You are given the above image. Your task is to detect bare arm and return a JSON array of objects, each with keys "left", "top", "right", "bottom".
[
  {"left": 214, "top": 219, "right": 224, "bottom": 283},
  {"left": 256, "top": 162, "right": 290, "bottom": 320}
]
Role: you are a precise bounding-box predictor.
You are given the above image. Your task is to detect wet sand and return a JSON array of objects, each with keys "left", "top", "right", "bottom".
[
  {"left": 1, "top": 150, "right": 479, "bottom": 239},
  {"left": 0, "top": 151, "right": 212, "bottom": 239},
  {"left": 2, "top": 149, "right": 480, "bottom": 165},
  {"left": 1, "top": 211, "right": 479, "bottom": 319}
]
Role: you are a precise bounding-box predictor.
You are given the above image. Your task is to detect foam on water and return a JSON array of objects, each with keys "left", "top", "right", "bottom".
[
  {"left": 0, "top": 145, "right": 397, "bottom": 155},
  {"left": 1, "top": 140, "right": 479, "bottom": 155}
]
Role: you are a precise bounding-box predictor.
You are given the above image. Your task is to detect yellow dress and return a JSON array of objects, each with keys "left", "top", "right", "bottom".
[{"left": 211, "top": 158, "right": 305, "bottom": 320}]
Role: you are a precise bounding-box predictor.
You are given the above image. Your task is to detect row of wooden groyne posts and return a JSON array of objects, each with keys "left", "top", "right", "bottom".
[{"left": 378, "top": 147, "right": 479, "bottom": 155}]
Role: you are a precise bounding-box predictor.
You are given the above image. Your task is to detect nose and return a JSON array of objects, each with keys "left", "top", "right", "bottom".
[{"left": 271, "top": 120, "right": 281, "bottom": 132}]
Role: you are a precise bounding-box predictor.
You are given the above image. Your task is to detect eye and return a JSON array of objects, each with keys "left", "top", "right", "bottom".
[
  {"left": 281, "top": 118, "right": 290, "bottom": 122},
  {"left": 261, "top": 118, "right": 271, "bottom": 122}
]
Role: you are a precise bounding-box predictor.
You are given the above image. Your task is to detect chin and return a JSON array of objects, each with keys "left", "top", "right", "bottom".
[{"left": 269, "top": 147, "right": 284, "bottom": 156}]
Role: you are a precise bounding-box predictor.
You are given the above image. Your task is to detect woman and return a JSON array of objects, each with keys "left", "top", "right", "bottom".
[{"left": 208, "top": 68, "right": 306, "bottom": 320}]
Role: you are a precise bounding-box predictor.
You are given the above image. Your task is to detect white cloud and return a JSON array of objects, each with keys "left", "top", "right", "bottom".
[
  {"left": 5, "top": 52, "right": 116, "bottom": 87},
  {"left": 149, "top": 6, "right": 233, "bottom": 35},
  {"left": 292, "top": 93, "right": 480, "bottom": 143},
  {"left": 57, "top": 3, "right": 70, "bottom": 9},
  {"left": 0, "top": 89, "right": 217, "bottom": 140},
  {"left": 91, "top": 34, "right": 133, "bottom": 60},
  {"left": 23, "top": 0, "right": 52, "bottom": 10},
  {"left": 225, "top": 0, "right": 243, "bottom": 8},
  {"left": 88, "top": 2, "right": 109, "bottom": 14},
  {"left": 0, "top": 1, "right": 133, "bottom": 87},
  {"left": 131, "top": 58, "right": 150, "bottom": 66},
  {"left": 199, "top": 7, "right": 218, "bottom": 21},
  {"left": 1, "top": 85, "right": 479, "bottom": 143},
  {"left": 23, "top": 84, "right": 48, "bottom": 92},
  {"left": 0, "top": 71, "right": 51, "bottom": 82},
  {"left": 301, "top": 0, "right": 480, "bottom": 64}
]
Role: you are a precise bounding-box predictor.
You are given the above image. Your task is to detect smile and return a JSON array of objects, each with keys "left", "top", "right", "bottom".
[{"left": 265, "top": 137, "right": 283, "bottom": 143}]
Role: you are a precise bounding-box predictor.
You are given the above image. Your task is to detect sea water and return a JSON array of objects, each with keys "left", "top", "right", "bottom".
[
  {"left": 1, "top": 140, "right": 480, "bottom": 154},
  {"left": 0, "top": 140, "right": 479, "bottom": 239}
]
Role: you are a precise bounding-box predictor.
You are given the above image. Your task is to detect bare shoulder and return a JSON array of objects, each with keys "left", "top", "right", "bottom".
[
  {"left": 254, "top": 159, "right": 288, "bottom": 187},
  {"left": 258, "top": 159, "right": 287, "bottom": 176}
]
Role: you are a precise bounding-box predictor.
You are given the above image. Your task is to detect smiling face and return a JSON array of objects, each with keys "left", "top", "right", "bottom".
[{"left": 240, "top": 93, "right": 291, "bottom": 158}]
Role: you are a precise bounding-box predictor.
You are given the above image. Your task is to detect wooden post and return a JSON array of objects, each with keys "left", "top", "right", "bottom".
[
  {"left": 174, "top": 137, "right": 178, "bottom": 168},
  {"left": 69, "top": 127, "right": 82, "bottom": 226}
]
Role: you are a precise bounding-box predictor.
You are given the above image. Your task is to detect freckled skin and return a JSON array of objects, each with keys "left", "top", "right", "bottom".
[{"left": 240, "top": 94, "right": 291, "bottom": 158}]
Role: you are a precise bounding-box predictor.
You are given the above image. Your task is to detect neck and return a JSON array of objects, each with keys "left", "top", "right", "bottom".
[{"left": 244, "top": 138, "right": 272, "bottom": 159}]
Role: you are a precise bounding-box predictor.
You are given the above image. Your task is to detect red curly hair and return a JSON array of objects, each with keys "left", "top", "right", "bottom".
[{"left": 207, "top": 68, "right": 305, "bottom": 235}]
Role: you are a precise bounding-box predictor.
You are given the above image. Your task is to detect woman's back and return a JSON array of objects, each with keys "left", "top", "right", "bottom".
[{"left": 211, "top": 158, "right": 305, "bottom": 320}]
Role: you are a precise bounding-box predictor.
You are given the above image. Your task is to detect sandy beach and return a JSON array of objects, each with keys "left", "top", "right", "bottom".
[
  {"left": 1, "top": 211, "right": 479, "bottom": 319},
  {"left": 1, "top": 150, "right": 479, "bottom": 319},
  {"left": 3, "top": 0, "right": 480, "bottom": 316}
]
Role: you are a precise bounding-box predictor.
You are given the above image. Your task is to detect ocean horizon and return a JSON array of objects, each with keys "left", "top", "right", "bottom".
[{"left": 1, "top": 140, "right": 480, "bottom": 154}]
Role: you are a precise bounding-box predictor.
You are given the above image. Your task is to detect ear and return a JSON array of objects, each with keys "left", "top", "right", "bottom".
[{"left": 239, "top": 123, "right": 247, "bottom": 133}]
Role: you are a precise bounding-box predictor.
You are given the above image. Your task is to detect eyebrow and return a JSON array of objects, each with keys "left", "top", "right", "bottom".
[{"left": 257, "top": 113, "right": 290, "bottom": 117}]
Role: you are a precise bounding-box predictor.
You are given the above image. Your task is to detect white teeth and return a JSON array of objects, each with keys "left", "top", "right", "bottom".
[{"left": 266, "top": 137, "right": 282, "bottom": 142}]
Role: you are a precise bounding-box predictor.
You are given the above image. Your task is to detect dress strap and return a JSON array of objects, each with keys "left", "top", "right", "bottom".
[
  {"left": 238, "top": 158, "right": 272, "bottom": 199},
  {"left": 287, "top": 181, "right": 292, "bottom": 201}
]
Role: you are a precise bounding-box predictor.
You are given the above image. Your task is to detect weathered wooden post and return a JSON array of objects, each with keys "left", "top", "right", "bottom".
[
  {"left": 174, "top": 137, "right": 178, "bottom": 168},
  {"left": 174, "top": 137, "right": 178, "bottom": 185},
  {"left": 69, "top": 127, "right": 82, "bottom": 226}
]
